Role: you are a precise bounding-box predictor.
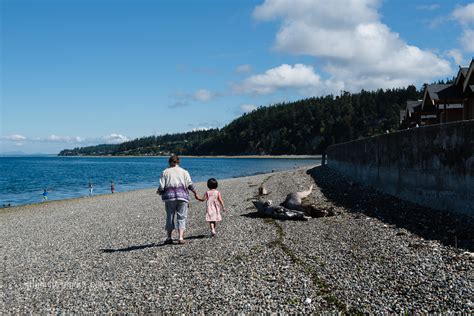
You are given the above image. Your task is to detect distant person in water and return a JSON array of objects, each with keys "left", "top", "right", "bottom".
[
  {"left": 42, "top": 189, "right": 48, "bottom": 201},
  {"left": 88, "top": 181, "right": 93, "bottom": 196},
  {"left": 157, "top": 155, "right": 196, "bottom": 245},
  {"left": 110, "top": 181, "right": 115, "bottom": 194},
  {"left": 194, "top": 178, "right": 227, "bottom": 237}
]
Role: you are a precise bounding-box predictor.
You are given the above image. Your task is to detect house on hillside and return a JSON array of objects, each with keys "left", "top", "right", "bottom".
[
  {"left": 460, "top": 59, "right": 474, "bottom": 120},
  {"left": 400, "top": 100, "right": 424, "bottom": 128},
  {"left": 421, "top": 84, "right": 464, "bottom": 123},
  {"left": 403, "top": 58, "right": 474, "bottom": 129}
]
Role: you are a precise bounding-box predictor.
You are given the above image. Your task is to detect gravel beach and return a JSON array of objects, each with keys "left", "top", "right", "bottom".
[{"left": 1, "top": 166, "right": 472, "bottom": 313}]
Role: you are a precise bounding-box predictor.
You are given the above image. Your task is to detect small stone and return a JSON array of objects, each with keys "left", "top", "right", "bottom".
[
  {"left": 304, "top": 298, "right": 312, "bottom": 305},
  {"left": 461, "top": 252, "right": 474, "bottom": 259}
]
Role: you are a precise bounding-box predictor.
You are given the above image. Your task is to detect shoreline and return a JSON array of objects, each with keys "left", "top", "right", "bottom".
[
  {"left": 1, "top": 166, "right": 316, "bottom": 212},
  {"left": 55, "top": 154, "right": 322, "bottom": 159},
  {"left": 1, "top": 159, "right": 321, "bottom": 209}
]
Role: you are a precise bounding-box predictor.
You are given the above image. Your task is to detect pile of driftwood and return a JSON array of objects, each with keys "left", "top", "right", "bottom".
[{"left": 253, "top": 185, "right": 335, "bottom": 221}]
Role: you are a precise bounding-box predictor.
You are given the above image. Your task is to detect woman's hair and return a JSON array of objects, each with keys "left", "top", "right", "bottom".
[
  {"left": 168, "top": 155, "right": 180, "bottom": 166},
  {"left": 207, "top": 178, "right": 218, "bottom": 189}
]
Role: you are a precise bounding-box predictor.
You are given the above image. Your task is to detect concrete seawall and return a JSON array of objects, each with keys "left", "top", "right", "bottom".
[{"left": 326, "top": 120, "right": 474, "bottom": 216}]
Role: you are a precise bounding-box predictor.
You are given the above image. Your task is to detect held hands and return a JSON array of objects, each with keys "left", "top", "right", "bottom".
[{"left": 193, "top": 191, "right": 202, "bottom": 201}]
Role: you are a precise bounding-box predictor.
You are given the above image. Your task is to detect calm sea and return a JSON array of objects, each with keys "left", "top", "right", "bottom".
[{"left": 0, "top": 156, "right": 320, "bottom": 207}]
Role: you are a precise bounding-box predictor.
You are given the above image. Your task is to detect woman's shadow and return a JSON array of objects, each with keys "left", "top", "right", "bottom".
[{"left": 100, "top": 234, "right": 208, "bottom": 253}]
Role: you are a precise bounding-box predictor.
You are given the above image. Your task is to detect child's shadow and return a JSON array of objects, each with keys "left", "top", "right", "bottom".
[{"left": 100, "top": 234, "right": 208, "bottom": 253}]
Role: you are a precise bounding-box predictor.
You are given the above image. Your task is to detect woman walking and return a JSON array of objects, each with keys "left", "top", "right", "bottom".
[{"left": 157, "top": 155, "right": 196, "bottom": 244}]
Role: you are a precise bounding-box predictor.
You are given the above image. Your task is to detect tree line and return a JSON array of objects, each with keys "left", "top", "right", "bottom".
[{"left": 58, "top": 85, "right": 422, "bottom": 156}]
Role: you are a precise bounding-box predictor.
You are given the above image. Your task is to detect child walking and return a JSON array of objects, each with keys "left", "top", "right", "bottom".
[{"left": 194, "top": 178, "right": 226, "bottom": 237}]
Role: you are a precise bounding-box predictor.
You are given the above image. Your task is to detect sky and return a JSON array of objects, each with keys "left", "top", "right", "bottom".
[{"left": 1, "top": 0, "right": 474, "bottom": 154}]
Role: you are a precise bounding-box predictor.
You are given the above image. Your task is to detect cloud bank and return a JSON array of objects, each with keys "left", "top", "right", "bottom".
[
  {"left": 247, "top": 0, "right": 452, "bottom": 95},
  {"left": 170, "top": 89, "right": 217, "bottom": 108},
  {"left": 452, "top": 3, "right": 474, "bottom": 53},
  {"left": 193, "top": 89, "right": 213, "bottom": 102},
  {"left": 1, "top": 133, "right": 130, "bottom": 146},
  {"left": 240, "top": 104, "right": 258, "bottom": 113},
  {"left": 234, "top": 64, "right": 327, "bottom": 95},
  {"left": 1, "top": 134, "right": 27, "bottom": 141},
  {"left": 236, "top": 64, "right": 253, "bottom": 73}
]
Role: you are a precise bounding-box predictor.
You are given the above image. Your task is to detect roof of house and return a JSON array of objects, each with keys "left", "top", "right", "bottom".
[
  {"left": 455, "top": 67, "right": 469, "bottom": 86},
  {"left": 406, "top": 100, "right": 422, "bottom": 114},
  {"left": 463, "top": 59, "right": 474, "bottom": 92},
  {"left": 425, "top": 84, "right": 464, "bottom": 102}
]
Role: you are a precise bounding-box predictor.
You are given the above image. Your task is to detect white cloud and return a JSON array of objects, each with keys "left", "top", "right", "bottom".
[
  {"left": 417, "top": 4, "right": 440, "bottom": 11},
  {"left": 187, "top": 121, "right": 221, "bottom": 131},
  {"left": 190, "top": 127, "right": 212, "bottom": 132},
  {"left": 252, "top": 0, "right": 452, "bottom": 92},
  {"left": 193, "top": 89, "right": 213, "bottom": 102},
  {"left": 447, "top": 49, "right": 464, "bottom": 65},
  {"left": 1, "top": 134, "right": 27, "bottom": 141},
  {"left": 240, "top": 104, "right": 258, "bottom": 113},
  {"left": 452, "top": 3, "right": 474, "bottom": 26},
  {"left": 451, "top": 3, "right": 474, "bottom": 53},
  {"left": 460, "top": 28, "right": 474, "bottom": 52},
  {"left": 235, "top": 64, "right": 329, "bottom": 95},
  {"left": 47, "top": 135, "right": 84, "bottom": 143},
  {"left": 103, "top": 134, "right": 129, "bottom": 144},
  {"left": 1, "top": 133, "right": 129, "bottom": 145},
  {"left": 170, "top": 89, "right": 216, "bottom": 107},
  {"left": 236, "top": 64, "right": 253, "bottom": 73}
]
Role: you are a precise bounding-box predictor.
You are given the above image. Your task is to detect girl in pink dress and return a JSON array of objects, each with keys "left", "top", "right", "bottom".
[{"left": 194, "top": 178, "right": 226, "bottom": 237}]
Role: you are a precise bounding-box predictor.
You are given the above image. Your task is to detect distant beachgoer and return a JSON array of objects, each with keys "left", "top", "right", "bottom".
[
  {"left": 110, "top": 181, "right": 115, "bottom": 194},
  {"left": 42, "top": 189, "right": 48, "bottom": 201},
  {"left": 88, "top": 182, "right": 94, "bottom": 196},
  {"left": 194, "top": 178, "right": 227, "bottom": 237},
  {"left": 157, "top": 155, "right": 196, "bottom": 245}
]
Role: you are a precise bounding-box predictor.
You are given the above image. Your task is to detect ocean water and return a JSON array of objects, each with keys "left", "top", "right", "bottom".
[{"left": 0, "top": 156, "right": 320, "bottom": 207}]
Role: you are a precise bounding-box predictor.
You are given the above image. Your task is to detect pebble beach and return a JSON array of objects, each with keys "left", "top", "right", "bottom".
[{"left": 1, "top": 166, "right": 473, "bottom": 313}]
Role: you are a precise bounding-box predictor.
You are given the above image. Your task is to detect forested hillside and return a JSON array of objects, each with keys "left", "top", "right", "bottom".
[{"left": 59, "top": 86, "right": 421, "bottom": 156}]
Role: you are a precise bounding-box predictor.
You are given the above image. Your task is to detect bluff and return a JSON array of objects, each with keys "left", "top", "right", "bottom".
[{"left": 59, "top": 86, "right": 421, "bottom": 156}]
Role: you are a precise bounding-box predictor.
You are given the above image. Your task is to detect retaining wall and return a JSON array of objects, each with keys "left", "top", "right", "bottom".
[{"left": 326, "top": 120, "right": 474, "bottom": 216}]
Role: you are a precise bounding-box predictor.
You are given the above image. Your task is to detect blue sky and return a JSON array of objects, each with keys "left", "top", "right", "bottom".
[{"left": 1, "top": 0, "right": 473, "bottom": 154}]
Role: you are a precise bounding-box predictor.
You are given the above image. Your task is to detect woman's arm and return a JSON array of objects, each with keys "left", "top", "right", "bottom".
[
  {"left": 157, "top": 171, "right": 166, "bottom": 194},
  {"left": 184, "top": 170, "right": 196, "bottom": 193}
]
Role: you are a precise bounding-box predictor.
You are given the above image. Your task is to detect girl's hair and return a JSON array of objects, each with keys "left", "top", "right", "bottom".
[
  {"left": 169, "top": 155, "right": 180, "bottom": 166},
  {"left": 207, "top": 178, "right": 218, "bottom": 189}
]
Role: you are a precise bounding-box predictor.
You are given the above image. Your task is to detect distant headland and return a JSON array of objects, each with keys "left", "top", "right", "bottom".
[{"left": 59, "top": 86, "right": 424, "bottom": 157}]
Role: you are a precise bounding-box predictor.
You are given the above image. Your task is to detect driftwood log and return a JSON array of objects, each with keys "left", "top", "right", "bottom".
[
  {"left": 252, "top": 200, "right": 310, "bottom": 221},
  {"left": 280, "top": 185, "right": 333, "bottom": 217},
  {"left": 253, "top": 185, "right": 335, "bottom": 220}
]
